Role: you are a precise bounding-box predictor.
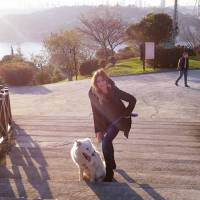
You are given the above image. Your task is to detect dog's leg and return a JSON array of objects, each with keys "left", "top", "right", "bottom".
[
  {"left": 89, "top": 167, "right": 96, "bottom": 182},
  {"left": 79, "top": 167, "right": 84, "bottom": 181}
]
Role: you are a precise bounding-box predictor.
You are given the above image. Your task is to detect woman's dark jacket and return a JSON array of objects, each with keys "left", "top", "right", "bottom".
[
  {"left": 88, "top": 81, "right": 137, "bottom": 135},
  {"left": 178, "top": 57, "right": 189, "bottom": 71}
]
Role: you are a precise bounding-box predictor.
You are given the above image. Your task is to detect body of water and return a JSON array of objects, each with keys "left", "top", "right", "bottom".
[
  {"left": 0, "top": 42, "right": 126, "bottom": 61},
  {"left": 0, "top": 42, "right": 43, "bottom": 60}
]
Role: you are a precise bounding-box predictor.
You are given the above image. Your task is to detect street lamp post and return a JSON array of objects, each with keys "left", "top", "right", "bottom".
[{"left": 172, "top": 0, "right": 179, "bottom": 46}]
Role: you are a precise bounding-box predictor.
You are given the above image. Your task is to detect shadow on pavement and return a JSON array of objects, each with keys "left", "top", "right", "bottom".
[
  {"left": 188, "top": 87, "right": 200, "bottom": 92},
  {"left": 0, "top": 123, "right": 53, "bottom": 199},
  {"left": 116, "top": 169, "right": 167, "bottom": 200},
  {"left": 86, "top": 181, "right": 144, "bottom": 200},
  {"left": 10, "top": 85, "right": 52, "bottom": 95}
]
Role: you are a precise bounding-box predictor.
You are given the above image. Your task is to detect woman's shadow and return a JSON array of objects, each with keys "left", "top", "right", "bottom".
[
  {"left": 86, "top": 181, "right": 144, "bottom": 200},
  {"left": 86, "top": 169, "right": 166, "bottom": 200},
  {"left": 0, "top": 123, "right": 53, "bottom": 199},
  {"left": 116, "top": 169, "right": 166, "bottom": 200}
]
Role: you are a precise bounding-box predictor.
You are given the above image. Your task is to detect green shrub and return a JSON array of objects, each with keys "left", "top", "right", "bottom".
[
  {"left": 155, "top": 46, "right": 197, "bottom": 68},
  {"left": 108, "top": 56, "right": 117, "bottom": 65},
  {"left": 95, "top": 48, "right": 113, "bottom": 60},
  {"left": 155, "top": 47, "right": 184, "bottom": 68},
  {"left": 34, "top": 70, "right": 51, "bottom": 84},
  {"left": 34, "top": 66, "right": 65, "bottom": 85},
  {"left": 0, "top": 62, "right": 34, "bottom": 86},
  {"left": 98, "top": 59, "right": 107, "bottom": 68},
  {"left": 79, "top": 59, "right": 99, "bottom": 76},
  {"left": 195, "top": 46, "right": 200, "bottom": 58},
  {"left": 51, "top": 70, "right": 65, "bottom": 83},
  {"left": 0, "top": 55, "right": 24, "bottom": 63}
]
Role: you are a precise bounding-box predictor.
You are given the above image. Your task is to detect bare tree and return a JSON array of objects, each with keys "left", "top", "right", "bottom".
[
  {"left": 79, "top": 10, "right": 126, "bottom": 61},
  {"left": 79, "top": 41, "right": 96, "bottom": 62},
  {"left": 44, "top": 30, "right": 82, "bottom": 81},
  {"left": 31, "top": 51, "right": 48, "bottom": 70}
]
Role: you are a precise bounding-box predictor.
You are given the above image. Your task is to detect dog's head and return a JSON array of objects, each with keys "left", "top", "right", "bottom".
[{"left": 75, "top": 138, "right": 95, "bottom": 162}]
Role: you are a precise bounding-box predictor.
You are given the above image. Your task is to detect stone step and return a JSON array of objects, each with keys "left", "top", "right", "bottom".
[
  {"left": 15, "top": 132, "right": 200, "bottom": 142},
  {"left": 3, "top": 117, "right": 199, "bottom": 199},
  {"left": 1, "top": 163, "right": 200, "bottom": 181},
  {"left": 13, "top": 115, "right": 200, "bottom": 125},
  {"left": 6, "top": 148, "right": 200, "bottom": 163},
  {"left": 13, "top": 117, "right": 200, "bottom": 127},
  {"left": 13, "top": 138, "right": 200, "bottom": 148},
  {"left": 9, "top": 144, "right": 200, "bottom": 157},
  {"left": 13, "top": 123, "right": 200, "bottom": 131},
  {"left": 0, "top": 179, "right": 200, "bottom": 200},
  {"left": 13, "top": 128, "right": 200, "bottom": 138},
  {"left": 3, "top": 155, "right": 200, "bottom": 175}
]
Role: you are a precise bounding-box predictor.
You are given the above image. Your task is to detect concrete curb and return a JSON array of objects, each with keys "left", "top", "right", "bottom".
[{"left": 110, "top": 68, "right": 200, "bottom": 78}]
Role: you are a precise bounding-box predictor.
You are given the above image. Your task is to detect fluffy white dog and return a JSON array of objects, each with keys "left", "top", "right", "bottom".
[{"left": 70, "top": 138, "right": 106, "bottom": 182}]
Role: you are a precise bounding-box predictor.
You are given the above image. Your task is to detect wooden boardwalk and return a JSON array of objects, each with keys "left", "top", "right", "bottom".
[{"left": 1, "top": 115, "right": 200, "bottom": 200}]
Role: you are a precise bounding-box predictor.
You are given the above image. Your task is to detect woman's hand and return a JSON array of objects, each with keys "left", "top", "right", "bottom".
[{"left": 95, "top": 132, "right": 104, "bottom": 143}]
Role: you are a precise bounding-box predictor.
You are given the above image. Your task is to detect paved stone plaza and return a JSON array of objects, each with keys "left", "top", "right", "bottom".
[{"left": 0, "top": 70, "right": 200, "bottom": 199}]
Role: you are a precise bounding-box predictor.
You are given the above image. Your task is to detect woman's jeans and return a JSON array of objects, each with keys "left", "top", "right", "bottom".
[{"left": 102, "top": 118, "right": 121, "bottom": 177}]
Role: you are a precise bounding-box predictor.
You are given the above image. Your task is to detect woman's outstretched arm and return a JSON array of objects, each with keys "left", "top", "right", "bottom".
[{"left": 115, "top": 87, "right": 137, "bottom": 116}]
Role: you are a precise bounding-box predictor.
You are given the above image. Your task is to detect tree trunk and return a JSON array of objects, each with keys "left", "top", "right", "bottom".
[
  {"left": 66, "top": 66, "right": 73, "bottom": 81},
  {"left": 72, "top": 48, "right": 78, "bottom": 81},
  {"left": 103, "top": 45, "right": 109, "bottom": 63}
]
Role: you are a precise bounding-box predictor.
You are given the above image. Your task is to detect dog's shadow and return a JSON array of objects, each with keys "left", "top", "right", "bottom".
[{"left": 86, "top": 169, "right": 166, "bottom": 200}]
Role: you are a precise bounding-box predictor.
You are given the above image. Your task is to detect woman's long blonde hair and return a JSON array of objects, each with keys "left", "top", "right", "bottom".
[{"left": 91, "top": 68, "right": 114, "bottom": 103}]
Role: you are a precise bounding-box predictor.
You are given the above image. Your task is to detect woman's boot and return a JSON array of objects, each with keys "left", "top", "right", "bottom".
[{"left": 104, "top": 162, "right": 114, "bottom": 182}]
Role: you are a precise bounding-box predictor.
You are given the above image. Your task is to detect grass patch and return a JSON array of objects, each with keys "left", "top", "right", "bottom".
[
  {"left": 73, "top": 75, "right": 91, "bottom": 80},
  {"left": 59, "top": 57, "right": 200, "bottom": 83},
  {"left": 105, "top": 57, "right": 154, "bottom": 76},
  {"left": 190, "top": 58, "right": 200, "bottom": 69}
]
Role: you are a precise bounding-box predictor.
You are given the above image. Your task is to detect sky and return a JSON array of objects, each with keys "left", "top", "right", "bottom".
[{"left": 0, "top": 0, "right": 197, "bottom": 10}]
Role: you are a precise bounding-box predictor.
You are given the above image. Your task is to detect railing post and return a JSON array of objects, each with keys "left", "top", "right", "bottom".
[
  {"left": 0, "top": 86, "right": 13, "bottom": 164},
  {"left": 0, "top": 94, "right": 7, "bottom": 137},
  {"left": 0, "top": 92, "right": 3, "bottom": 139}
]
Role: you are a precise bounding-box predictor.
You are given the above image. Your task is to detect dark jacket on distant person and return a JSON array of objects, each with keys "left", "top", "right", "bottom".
[
  {"left": 178, "top": 57, "right": 189, "bottom": 71},
  {"left": 88, "top": 80, "right": 137, "bottom": 135}
]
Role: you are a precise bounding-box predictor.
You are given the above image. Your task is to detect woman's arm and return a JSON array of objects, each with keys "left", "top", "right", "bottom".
[
  {"left": 90, "top": 102, "right": 104, "bottom": 133},
  {"left": 90, "top": 102, "right": 104, "bottom": 143},
  {"left": 115, "top": 87, "right": 137, "bottom": 116},
  {"left": 88, "top": 89, "right": 105, "bottom": 133}
]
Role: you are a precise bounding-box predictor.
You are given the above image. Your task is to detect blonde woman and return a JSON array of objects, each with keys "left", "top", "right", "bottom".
[{"left": 88, "top": 69, "right": 137, "bottom": 182}]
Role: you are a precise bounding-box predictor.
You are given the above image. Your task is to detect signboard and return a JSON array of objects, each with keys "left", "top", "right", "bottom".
[{"left": 145, "top": 42, "right": 155, "bottom": 59}]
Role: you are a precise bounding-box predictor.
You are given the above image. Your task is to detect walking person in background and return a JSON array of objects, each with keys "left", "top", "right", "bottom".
[
  {"left": 175, "top": 52, "right": 190, "bottom": 87},
  {"left": 89, "top": 69, "right": 137, "bottom": 182}
]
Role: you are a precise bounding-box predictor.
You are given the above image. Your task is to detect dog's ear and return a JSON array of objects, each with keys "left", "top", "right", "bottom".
[{"left": 76, "top": 140, "right": 81, "bottom": 146}]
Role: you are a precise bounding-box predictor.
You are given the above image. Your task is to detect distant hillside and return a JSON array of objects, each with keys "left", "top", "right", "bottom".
[
  {"left": 0, "top": 5, "right": 199, "bottom": 43},
  {"left": 0, "top": 6, "right": 93, "bottom": 42}
]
